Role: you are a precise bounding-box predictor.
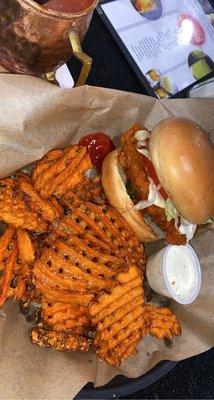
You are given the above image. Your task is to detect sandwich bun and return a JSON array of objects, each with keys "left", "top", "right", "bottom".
[
  {"left": 150, "top": 118, "right": 214, "bottom": 224},
  {"left": 101, "top": 150, "right": 158, "bottom": 242}
]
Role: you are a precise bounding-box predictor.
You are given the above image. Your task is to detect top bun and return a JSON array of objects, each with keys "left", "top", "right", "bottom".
[{"left": 149, "top": 118, "right": 214, "bottom": 224}]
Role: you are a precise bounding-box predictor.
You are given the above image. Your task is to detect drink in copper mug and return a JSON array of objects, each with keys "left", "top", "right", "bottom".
[
  {"left": 0, "top": 0, "right": 98, "bottom": 85},
  {"left": 35, "top": 0, "right": 91, "bottom": 12}
]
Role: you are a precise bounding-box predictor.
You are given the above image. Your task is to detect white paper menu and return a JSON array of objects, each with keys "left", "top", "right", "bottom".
[{"left": 99, "top": 0, "right": 214, "bottom": 97}]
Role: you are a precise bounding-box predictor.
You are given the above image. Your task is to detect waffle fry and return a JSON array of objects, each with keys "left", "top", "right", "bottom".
[
  {"left": 17, "top": 229, "right": 35, "bottom": 265},
  {"left": 60, "top": 195, "right": 146, "bottom": 271},
  {"left": 33, "top": 241, "right": 118, "bottom": 292},
  {"left": 0, "top": 226, "right": 39, "bottom": 305},
  {"left": 64, "top": 235, "right": 125, "bottom": 267},
  {"left": 0, "top": 142, "right": 181, "bottom": 365},
  {"left": 31, "top": 328, "right": 91, "bottom": 352},
  {"left": 13, "top": 261, "right": 32, "bottom": 301},
  {"left": 67, "top": 176, "right": 106, "bottom": 205},
  {"left": 0, "top": 226, "right": 15, "bottom": 264},
  {"left": 142, "top": 305, "right": 181, "bottom": 339},
  {"left": 33, "top": 147, "right": 76, "bottom": 189},
  {"left": 41, "top": 302, "right": 90, "bottom": 333},
  {"left": 0, "top": 178, "right": 47, "bottom": 231},
  {"left": 89, "top": 265, "right": 146, "bottom": 366},
  {"left": 32, "top": 149, "right": 63, "bottom": 183},
  {"left": 18, "top": 174, "right": 57, "bottom": 221},
  {"left": 35, "top": 280, "right": 94, "bottom": 306},
  {"left": 41, "top": 303, "right": 88, "bottom": 325},
  {"left": 48, "top": 198, "right": 64, "bottom": 219},
  {"left": 52, "top": 153, "right": 92, "bottom": 197},
  {"left": 32, "top": 145, "right": 92, "bottom": 198},
  {"left": 12, "top": 229, "right": 35, "bottom": 300},
  {"left": 0, "top": 237, "right": 18, "bottom": 307}
]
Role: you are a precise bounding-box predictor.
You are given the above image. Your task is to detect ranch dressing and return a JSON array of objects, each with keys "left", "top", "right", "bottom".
[
  {"left": 148, "top": 179, "right": 166, "bottom": 208},
  {"left": 177, "top": 217, "right": 197, "bottom": 242},
  {"left": 146, "top": 245, "right": 201, "bottom": 305},
  {"left": 164, "top": 246, "right": 200, "bottom": 302}
]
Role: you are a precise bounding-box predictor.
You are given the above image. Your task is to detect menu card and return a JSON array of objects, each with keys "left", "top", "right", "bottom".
[{"left": 97, "top": 0, "right": 214, "bottom": 98}]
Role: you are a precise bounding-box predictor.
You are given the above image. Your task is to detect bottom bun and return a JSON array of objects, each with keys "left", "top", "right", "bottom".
[{"left": 101, "top": 150, "right": 159, "bottom": 242}]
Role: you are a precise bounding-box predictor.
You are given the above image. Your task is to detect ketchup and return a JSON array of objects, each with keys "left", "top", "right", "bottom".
[{"left": 78, "top": 132, "right": 115, "bottom": 172}]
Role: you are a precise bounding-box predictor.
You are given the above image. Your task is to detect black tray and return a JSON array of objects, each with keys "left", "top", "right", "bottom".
[{"left": 76, "top": 360, "right": 177, "bottom": 399}]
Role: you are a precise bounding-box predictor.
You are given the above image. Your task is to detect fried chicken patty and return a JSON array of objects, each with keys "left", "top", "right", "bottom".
[{"left": 118, "top": 124, "right": 186, "bottom": 245}]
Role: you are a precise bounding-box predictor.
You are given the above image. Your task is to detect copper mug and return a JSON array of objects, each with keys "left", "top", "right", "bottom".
[{"left": 0, "top": 0, "right": 98, "bottom": 85}]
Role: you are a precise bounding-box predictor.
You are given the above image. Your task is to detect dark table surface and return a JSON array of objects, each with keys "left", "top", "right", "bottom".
[{"left": 69, "top": 12, "right": 214, "bottom": 399}]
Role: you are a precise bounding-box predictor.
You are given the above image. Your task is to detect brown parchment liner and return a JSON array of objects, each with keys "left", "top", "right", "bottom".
[{"left": 0, "top": 73, "right": 213, "bottom": 399}]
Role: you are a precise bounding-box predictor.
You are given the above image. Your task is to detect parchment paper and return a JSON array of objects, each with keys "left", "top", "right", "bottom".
[{"left": 0, "top": 73, "right": 213, "bottom": 399}]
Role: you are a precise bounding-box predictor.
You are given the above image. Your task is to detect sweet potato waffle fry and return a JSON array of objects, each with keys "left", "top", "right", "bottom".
[
  {"left": 32, "top": 145, "right": 92, "bottom": 198},
  {"left": 41, "top": 303, "right": 90, "bottom": 333},
  {"left": 68, "top": 176, "right": 106, "bottom": 205},
  {"left": 0, "top": 227, "right": 36, "bottom": 306},
  {"left": 90, "top": 266, "right": 147, "bottom": 365},
  {"left": 0, "top": 232, "right": 18, "bottom": 307},
  {"left": 18, "top": 174, "right": 57, "bottom": 222},
  {"left": 31, "top": 328, "right": 91, "bottom": 352},
  {"left": 142, "top": 305, "right": 181, "bottom": 339},
  {"left": 58, "top": 194, "right": 146, "bottom": 271},
  {"left": 0, "top": 143, "right": 181, "bottom": 365},
  {"left": 28, "top": 185, "right": 147, "bottom": 355},
  {"left": 0, "top": 177, "right": 48, "bottom": 231}
]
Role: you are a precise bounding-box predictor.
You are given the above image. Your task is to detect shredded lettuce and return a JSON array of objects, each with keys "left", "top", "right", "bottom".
[
  {"left": 134, "top": 130, "right": 150, "bottom": 141},
  {"left": 206, "top": 217, "right": 214, "bottom": 224},
  {"left": 137, "top": 148, "right": 152, "bottom": 160},
  {"left": 165, "top": 199, "right": 179, "bottom": 221}
]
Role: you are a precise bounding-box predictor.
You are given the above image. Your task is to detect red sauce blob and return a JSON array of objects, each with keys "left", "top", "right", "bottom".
[
  {"left": 143, "top": 156, "right": 168, "bottom": 200},
  {"left": 78, "top": 132, "right": 115, "bottom": 171}
]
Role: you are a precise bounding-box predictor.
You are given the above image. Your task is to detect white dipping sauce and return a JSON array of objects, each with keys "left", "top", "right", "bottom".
[
  {"left": 164, "top": 246, "right": 197, "bottom": 301},
  {"left": 163, "top": 245, "right": 201, "bottom": 304},
  {"left": 146, "top": 244, "right": 201, "bottom": 304}
]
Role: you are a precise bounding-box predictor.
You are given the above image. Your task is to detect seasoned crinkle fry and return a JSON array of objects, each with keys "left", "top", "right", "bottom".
[
  {"left": 142, "top": 305, "right": 181, "bottom": 339},
  {"left": 89, "top": 265, "right": 146, "bottom": 366},
  {"left": 32, "top": 145, "right": 92, "bottom": 198},
  {"left": 0, "top": 178, "right": 47, "bottom": 231},
  {"left": 31, "top": 327, "right": 91, "bottom": 352}
]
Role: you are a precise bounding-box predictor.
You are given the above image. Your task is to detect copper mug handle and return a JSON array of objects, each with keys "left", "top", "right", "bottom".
[{"left": 45, "top": 29, "right": 92, "bottom": 87}]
